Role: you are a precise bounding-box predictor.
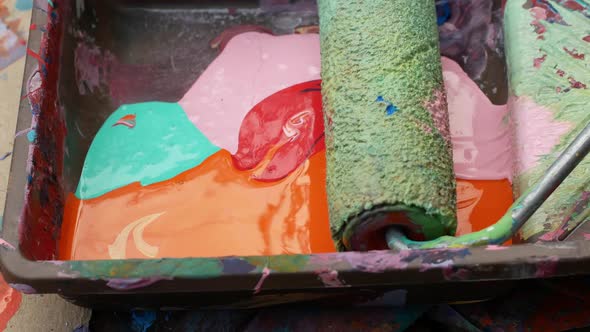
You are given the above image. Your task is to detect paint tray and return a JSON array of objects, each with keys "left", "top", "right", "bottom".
[{"left": 1, "top": 0, "right": 590, "bottom": 309}]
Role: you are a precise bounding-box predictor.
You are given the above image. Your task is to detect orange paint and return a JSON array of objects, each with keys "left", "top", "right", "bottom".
[
  {"left": 455, "top": 179, "right": 514, "bottom": 245},
  {"left": 60, "top": 149, "right": 334, "bottom": 260},
  {"left": 60, "top": 146, "right": 514, "bottom": 259},
  {"left": 0, "top": 275, "right": 22, "bottom": 331}
]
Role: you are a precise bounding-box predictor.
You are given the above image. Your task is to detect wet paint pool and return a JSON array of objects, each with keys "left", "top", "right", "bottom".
[{"left": 59, "top": 10, "right": 514, "bottom": 259}]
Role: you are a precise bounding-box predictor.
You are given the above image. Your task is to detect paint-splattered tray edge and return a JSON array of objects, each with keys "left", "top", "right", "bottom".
[{"left": 1, "top": 1, "right": 590, "bottom": 309}]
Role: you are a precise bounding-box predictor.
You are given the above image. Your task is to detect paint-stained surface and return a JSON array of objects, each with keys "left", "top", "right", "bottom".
[
  {"left": 0, "top": 1, "right": 92, "bottom": 331},
  {"left": 505, "top": 0, "right": 590, "bottom": 241},
  {"left": 7, "top": 3, "right": 590, "bottom": 332},
  {"left": 61, "top": 71, "right": 513, "bottom": 259}
]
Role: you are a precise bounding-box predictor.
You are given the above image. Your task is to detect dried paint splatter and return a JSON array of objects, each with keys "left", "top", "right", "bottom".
[
  {"left": 0, "top": 239, "right": 15, "bottom": 250},
  {"left": 535, "top": 256, "right": 559, "bottom": 278},
  {"left": 253, "top": 267, "right": 271, "bottom": 294},
  {"left": 316, "top": 269, "right": 348, "bottom": 288},
  {"left": 113, "top": 114, "right": 137, "bottom": 129},
  {"left": 568, "top": 76, "right": 587, "bottom": 89},
  {"left": 375, "top": 96, "right": 398, "bottom": 116},
  {"left": 563, "top": 47, "right": 585, "bottom": 59},
  {"left": 424, "top": 88, "right": 452, "bottom": 143},
  {"left": 533, "top": 54, "right": 547, "bottom": 68}
]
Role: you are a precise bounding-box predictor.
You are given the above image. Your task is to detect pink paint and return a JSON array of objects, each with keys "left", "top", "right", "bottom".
[
  {"left": 583, "top": 233, "right": 590, "bottom": 240},
  {"left": 183, "top": 35, "right": 511, "bottom": 180},
  {"left": 538, "top": 228, "right": 566, "bottom": 241},
  {"left": 253, "top": 267, "right": 271, "bottom": 294},
  {"left": 106, "top": 277, "right": 170, "bottom": 291},
  {"left": 210, "top": 25, "right": 273, "bottom": 52},
  {"left": 485, "top": 245, "right": 508, "bottom": 251},
  {"left": 343, "top": 251, "right": 411, "bottom": 273},
  {"left": 316, "top": 269, "right": 347, "bottom": 288},
  {"left": 179, "top": 32, "right": 321, "bottom": 154},
  {"left": 442, "top": 57, "right": 512, "bottom": 181},
  {"left": 0, "top": 239, "right": 15, "bottom": 250},
  {"left": 74, "top": 42, "right": 113, "bottom": 95},
  {"left": 510, "top": 96, "right": 572, "bottom": 175}
]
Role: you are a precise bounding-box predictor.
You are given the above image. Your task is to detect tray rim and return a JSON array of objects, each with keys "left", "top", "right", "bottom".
[{"left": 2, "top": 1, "right": 590, "bottom": 298}]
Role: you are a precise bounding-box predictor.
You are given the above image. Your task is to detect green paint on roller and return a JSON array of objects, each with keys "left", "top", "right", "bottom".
[{"left": 318, "top": 0, "right": 457, "bottom": 251}]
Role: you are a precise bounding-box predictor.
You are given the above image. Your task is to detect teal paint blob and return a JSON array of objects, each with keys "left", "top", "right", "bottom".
[
  {"left": 27, "top": 129, "right": 37, "bottom": 142},
  {"left": 76, "top": 102, "right": 220, "bottom": 199},
  {"left": 15, "top": 0, "right": 33, "bottom": 11}
]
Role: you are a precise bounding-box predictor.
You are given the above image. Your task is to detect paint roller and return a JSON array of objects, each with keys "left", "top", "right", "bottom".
[
  {"left": 318, "top": 0, "right": 590, "bottom": 252},
  {"left": 318, "top": 0, "right": 457, "bottom": 251}
]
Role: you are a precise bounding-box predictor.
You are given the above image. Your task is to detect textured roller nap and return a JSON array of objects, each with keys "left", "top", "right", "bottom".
[{"left": 318, "top": 0, "right": 457, "bottom": 251}]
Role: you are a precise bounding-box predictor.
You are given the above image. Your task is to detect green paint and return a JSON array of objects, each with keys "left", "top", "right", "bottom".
[
  {"left": 388, "top": 189, "right": 531, "bottom": 249},
  {"left": 76, "top": 102, "right": 220, "bottom": 199},
  {"left": 65, "top": 254, "right": 314, "bottom": 279},
  {"left": 505, "top": 0, "right": 590, "bottom": 240},
  {"left": 245, "top": 255, "right": 310, "bottom": 273},
  {"left": 68, "top": 258, "right": 224, "bottom": 279},
  {"left": 318, "top": 0, "right": 456, "bottom": 250}
]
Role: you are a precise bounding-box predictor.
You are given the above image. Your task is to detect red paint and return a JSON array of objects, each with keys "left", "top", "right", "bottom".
[
  {"left": 233, "top": 80, "right": 325, "bottom": 181},
  {"left": 563, "top": 47, "right": 585, "bottom": 60},
  {"left": 533, "top": 54, "right": 547, "bottom": 68},
  {"left": 530, "top": 1, "right": 568, "bottom": 25},
  {"left": 61, "top": 77, "right": 514, "bottom": 259},
  {"left": 556, "top": 68, "right": 566, "bottom": 77},
  {"left": 568, "top": 76, "right": 587, "bottom": 89},
  {"left": 563, "top": 0, "right": 585, "bottom": 11},
  {"left": 0, "top": 276, "right": 22, "bottom": 331},
  {"left": 530, "top": 21, "right": 546, "bottom": 35},
  {"left": 583, "top": 35, "right": 590, "bottom": 43},
  {"left": 20, "top": 3, "right": 66, "bottom": 260}
]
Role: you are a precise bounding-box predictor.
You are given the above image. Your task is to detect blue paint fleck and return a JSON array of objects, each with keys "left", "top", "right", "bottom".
[
  {"left": 73, "top": 325, "right": 90, "bottom": 332},
  {"left": 386, "top": 104, "right": 399, "bottom": 116},
  {"left": 222, "top": 258, "right": 256, "bottom": 274},
  {"left": 0, "top": 152, "right": 11, "bottom": 161},
  {"left": 131, "top": 311, "right": 157, "bottom": 332},
  {"left": 376, "top": 96, "right": 398, "bottom": 116},
  {"left": 27, "top": 174, "right": 33, "bottom": 184},
  {"left": 0, "top": 216, "right": 3, "bottom": 231},
  {"left": 27, "top": 129, "right": 37, "bottom": 143},
  {"left": 436, "top": 0, "right": 451, "bottom": 26}
]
